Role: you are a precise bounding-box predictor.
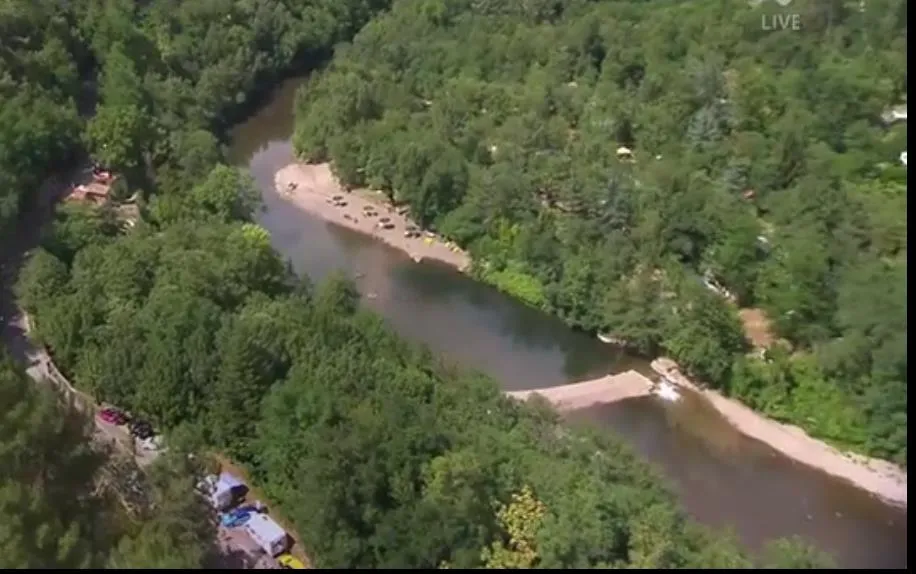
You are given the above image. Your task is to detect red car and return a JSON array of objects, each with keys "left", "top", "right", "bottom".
[{"left": 96, "top": 407, "right": 128, "bottom": 425}]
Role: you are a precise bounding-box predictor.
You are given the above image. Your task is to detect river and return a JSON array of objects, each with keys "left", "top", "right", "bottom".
[{"left": 228, "top": 78, "right": 905, "bottom": 568}]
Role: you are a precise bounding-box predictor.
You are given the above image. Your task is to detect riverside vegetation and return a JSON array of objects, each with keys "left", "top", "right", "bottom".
[
  {"left": 0, "top": 356, "right": 216, "bottom": 568},
  {"left": 292, "top": 0, "right": 908, "bottom": 467},
  {"left": 0, "top": 0, "right": 894, "bottom": 568}
]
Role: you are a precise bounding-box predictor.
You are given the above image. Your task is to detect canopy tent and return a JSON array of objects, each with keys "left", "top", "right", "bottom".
[
  {"left": 209, "top": 472, "right": 245, "bottom": 510},
  {"left": 218, "top": 472, "right": 243, "bottom": 489}
]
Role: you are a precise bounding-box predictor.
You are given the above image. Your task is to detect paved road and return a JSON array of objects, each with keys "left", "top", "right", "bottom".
[
  {"left": 0, "top": 167, "right": 158, "bottom": 467},
  {"left": 2, "top": 169, "right": 279, "bottom": 568},
  {"left": 14, "top": 306, "right": 278, "bottom": 568},
  {"left": 10, "top": 309, "right": 160, "bottom": 466}
]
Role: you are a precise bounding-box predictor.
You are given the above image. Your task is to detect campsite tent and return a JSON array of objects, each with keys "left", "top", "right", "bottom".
[
  {"left": 209, "top": 473, "right": 245, "bottom": 510},
  {"left": 244, "top": 514, "right": 289, "bottom": 557}
]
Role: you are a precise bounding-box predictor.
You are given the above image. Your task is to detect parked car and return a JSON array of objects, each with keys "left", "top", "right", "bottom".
[
  {"left": 220, "top": 509, "right": 251, "bottom": 528},
  {"left": 277, "top": 554, "right": 306, "bottom": 569},
  {"left": 129, "top": 420, "right": 154, "bottom": 439},
  {"left": 96, "top": 407, "right": 128, "bottom": 425}
]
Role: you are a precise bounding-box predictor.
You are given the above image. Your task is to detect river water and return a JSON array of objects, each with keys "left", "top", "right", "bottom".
[{"left": 227, "top": 78, "right": 907, "bottom": 569}]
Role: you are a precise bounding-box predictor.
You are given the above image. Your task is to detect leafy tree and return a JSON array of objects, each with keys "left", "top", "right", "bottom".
[
  {"left": 15, "top": 248, "right": 71, "bottom": 313},
  {"left": 0, "top": 357, "right": 216, "bottom": 568},
  {"left": 84, "top": 103, "right": 153, "bottom": 172},
  {"left": 107, "top": 454, "right": 216, "bottom": 569},
  {"left": 663, "top": 284, "right": 747, "bottom": 384},
  {"left": 0, "top": 356, "right": 104, "bottom": 569},
  {"left": 481, "top": 485, "right": 546, "bottom": 569},
  {"left": 188, "top": 165, "right": 261, "bottom": 222},
  {"left": 41, "top": 203, "right": 119, "bottom": 265}
]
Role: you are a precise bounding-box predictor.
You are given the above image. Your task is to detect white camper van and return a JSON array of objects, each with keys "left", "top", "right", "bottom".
[{"left": 244, "top": 513, "right": 289, "bottom": 557}]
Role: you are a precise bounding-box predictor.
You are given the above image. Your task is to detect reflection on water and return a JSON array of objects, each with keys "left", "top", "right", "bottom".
[
  {"left": 259, "top": 184, "right": 626, "bottom": 387},
  {"left": 228, "top": 77, "right": 908, "bottom": 569},
  {"left": 661, "top": 390, "right": 749, "bottom": 455},
  {"left": 230, "top": 84, "right": 627, "bottom": 389},
  {"left": 570, "top": 396, "right": 907, "bottom": 569}
]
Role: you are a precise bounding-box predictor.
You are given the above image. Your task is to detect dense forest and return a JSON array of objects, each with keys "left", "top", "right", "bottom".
[
  {"left": 1, "top": 0, "right": 841, "bottom": 568},
  {"left": 292, "top": 0, "right": 908, "bottom": 465},
  {"left": 14, "top": 217, "right": 831, "bottom": 568},
  {"left": 1, "top": 0, "right": 390, "bottom": 232},
  {"left": 0, "top": 356, "right": 216, "bottom": 568}
]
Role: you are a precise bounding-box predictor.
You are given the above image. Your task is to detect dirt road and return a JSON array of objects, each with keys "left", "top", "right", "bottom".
[
  {"left": 0, "top": 167, "right": 158, "bottom": 467},
  {"left": 11, "top": 310, "right": 161, "bottom": 467}
]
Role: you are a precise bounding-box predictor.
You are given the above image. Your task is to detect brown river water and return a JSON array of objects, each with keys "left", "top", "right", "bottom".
[{"left": 223, "top": 78, "right": 906, "bottom": 569}]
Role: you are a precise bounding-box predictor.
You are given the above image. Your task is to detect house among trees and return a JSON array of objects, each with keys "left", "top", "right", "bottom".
[
  {"left": 65, "top": 167, "right": 118, "bottom": 206},
  {"left": 65, "top": 181, "right": 111, "bottom": 204}
]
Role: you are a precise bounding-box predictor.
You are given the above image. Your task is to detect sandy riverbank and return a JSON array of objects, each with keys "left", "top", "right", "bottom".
[
  {"left": 275, "top": 163, "right": 471, "bottom": 271},
  {"left": 507, "top": 370, "right": 654, "bottom": 411},
  {"left": 651, "top": 357, "right": 908, "bottom": 507}
]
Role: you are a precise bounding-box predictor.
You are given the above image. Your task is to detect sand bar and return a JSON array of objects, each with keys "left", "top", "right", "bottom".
[
  {"left": 275, "top": 163, "right": 471, "bottom": 271},
  {"left": 651, "top": 357, "right": 908, "bottom": 507},
  {"left": 507, "top": 370, "right": 654, "bottom": 411}
]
